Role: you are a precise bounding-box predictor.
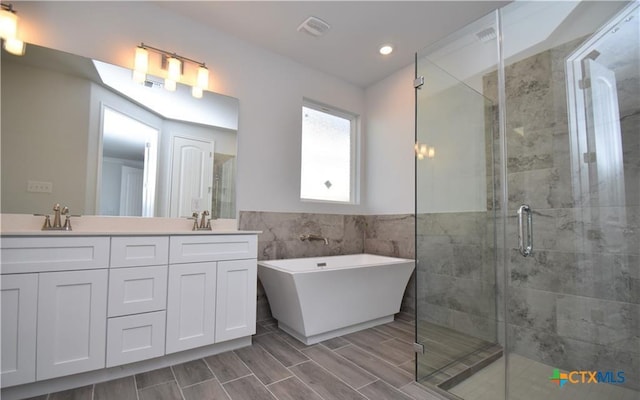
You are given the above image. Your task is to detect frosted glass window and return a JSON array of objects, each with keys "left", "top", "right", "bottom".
[{"left": 301, "top": 102, "right": 356, "bottom": 203}]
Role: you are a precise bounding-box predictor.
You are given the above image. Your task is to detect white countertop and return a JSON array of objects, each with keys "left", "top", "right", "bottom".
[{"left": 0, "top": 214, "right": 260, "bottom": 236}]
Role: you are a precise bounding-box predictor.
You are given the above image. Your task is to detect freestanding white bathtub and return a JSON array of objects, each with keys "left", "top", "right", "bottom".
[{"left": 257, "top": 253, "right": 415, "bottom": 345}]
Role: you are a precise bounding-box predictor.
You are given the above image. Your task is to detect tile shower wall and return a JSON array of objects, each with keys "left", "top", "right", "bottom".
[
  {"left": 484, "top": 39, "right": 639, "bottom": 389},
  {"left": 238, "top": 211, "right": 415, "bottom": 321},
  {"left": 416, "top": 212, "right": 497, "bottom": 343}
]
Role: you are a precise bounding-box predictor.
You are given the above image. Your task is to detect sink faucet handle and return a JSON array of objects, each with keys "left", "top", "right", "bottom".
[
  {"left": 42, "top": 215, "right": 52, "bottom": 230},
  {"left": 63, "top": 215, "right": 73, "bottom": 231},
  {"left": 190, "top": 212, "right": 199, "bottom": 230}
]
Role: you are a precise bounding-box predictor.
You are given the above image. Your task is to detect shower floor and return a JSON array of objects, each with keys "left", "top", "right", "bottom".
[
  {"left": 417, "top": 320, "right": 503, "bottom": 391},
  {"left": 449, "top": 353, "right": 639, "bottom": 400}
]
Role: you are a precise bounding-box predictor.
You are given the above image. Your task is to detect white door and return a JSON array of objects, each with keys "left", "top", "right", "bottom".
[
  {"left": 165, "top": 262, "right": 217, "bottom": 353},
  {"left": 37, "top": 270, "right": 108, "bottom": 380},
  {"left": 169, "top": 136, "right": 214, "bottom": 217},
  {"left": 583, "top": 58, "right": 626, "bottom": 207},
  {"left": 215, "top": 259, "right": 257, "bottom": 342},
  {"left": 1, "top": 274, "right": 38, "bottom": 387},
  {"left": 119, "top": 165, "right": 144, "bottom": 216}
]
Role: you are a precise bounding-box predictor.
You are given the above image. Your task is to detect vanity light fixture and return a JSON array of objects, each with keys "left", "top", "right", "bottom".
[
  {"left": 132, "top": 43, "right": 210, "bottom": 98},
  {"left": 0, "top": 3, "right": 25, "bottom": 56}
]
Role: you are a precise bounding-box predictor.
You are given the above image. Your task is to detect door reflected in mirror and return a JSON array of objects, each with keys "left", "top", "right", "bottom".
[{"left": 100, "top": 107, "right": 158, "bottom": 217}]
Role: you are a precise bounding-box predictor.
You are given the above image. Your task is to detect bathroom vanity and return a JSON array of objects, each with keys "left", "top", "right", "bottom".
[{"left": 0, "top": 218, "right": 258, "bottom": 400}]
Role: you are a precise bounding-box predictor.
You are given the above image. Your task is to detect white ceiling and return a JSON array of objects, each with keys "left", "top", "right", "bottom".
[{"left": 155, "top": 1, "right": 510, "bottom": 88}]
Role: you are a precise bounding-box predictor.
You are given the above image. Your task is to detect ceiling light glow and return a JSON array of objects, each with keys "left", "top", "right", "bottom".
[{"left": 379, "top": 45, "right": 393, "bottom": 55}]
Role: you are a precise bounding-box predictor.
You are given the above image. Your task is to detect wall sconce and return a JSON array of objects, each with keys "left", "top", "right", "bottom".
[
  {"left": 0, "top": 3, "right": 25, "bottom": 56},
  {"left": 415, "top": 142, "right": 435, "bottom": 160},
  {"left": 133, "top": 43, "right": 209, "bottom": 99}
]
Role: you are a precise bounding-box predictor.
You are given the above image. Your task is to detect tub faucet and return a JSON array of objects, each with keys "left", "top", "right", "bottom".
[{"left": 299, "top": 234, "right": 328, "bottom": 245}]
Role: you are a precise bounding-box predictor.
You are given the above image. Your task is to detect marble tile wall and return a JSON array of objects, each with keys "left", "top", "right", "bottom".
[
  {"left": 238, "top": 211, "right": 415, "bottom": 322},
  {"left": 483, "top": 36, "right": 640, "bottom": 390},
  {"left": 415, "top": 212, "right": 498, "bottom": 343}
]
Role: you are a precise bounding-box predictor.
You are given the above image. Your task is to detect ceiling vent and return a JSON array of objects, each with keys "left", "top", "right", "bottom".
[
  {"left": 475, "top": 27, "right": 497, "bottom": 43},
  {"left": 297, "top": 16, "right": 331, "bottom": 37}
]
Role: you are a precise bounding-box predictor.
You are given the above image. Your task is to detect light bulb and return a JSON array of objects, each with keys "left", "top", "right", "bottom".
[
  {"left": 0, "top": 8, "right": 17, "bottom": 40},
  {"left": 167, "top": 57, "right": 181, "bottom": 82},
  {"left": 134, "top": 46, "right": 148, "bottom": 72},
  {"left": 192, "top": 86, "right": 203, "bottom": 99},
  {"left": 196, "top": 65, "right": 209, "bottom": 89},
  {"left": 379, "top": 45, "right": 393, "bottom": 55},
  {"left": 3, "top": 36, "right": 24, "bottom": 56}
]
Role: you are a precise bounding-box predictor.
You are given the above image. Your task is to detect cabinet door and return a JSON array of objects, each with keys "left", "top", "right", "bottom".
[
  {"left": 165, "top": 262, "right": 216, "bottom": 354},
  {"left": 1, "top": 274, "right": 38, "bottom": 387},
  {"left": 215, "top": 259, "right": 257, "bottom": 342},
  {"left": 37, "top": 269, "right": 108, "bottom": 380}
]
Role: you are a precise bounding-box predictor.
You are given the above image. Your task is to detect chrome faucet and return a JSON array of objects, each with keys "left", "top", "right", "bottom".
[
  {"left": 189, "top": 210, "right": 212, "bottom": 231},
  {"left": 39, "top": 203, "right": 74, "bottom": 231},
  {"left": 299, "top": 233, "right": 328, "bottom": 245}
]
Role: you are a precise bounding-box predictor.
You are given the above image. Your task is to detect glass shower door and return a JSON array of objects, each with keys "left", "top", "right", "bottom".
[
  {"left": 414, "top": 15, "right": 501, "bottom": 393},
  {"left": 500, "top": 2, "right": 639, "bottom": 399}
]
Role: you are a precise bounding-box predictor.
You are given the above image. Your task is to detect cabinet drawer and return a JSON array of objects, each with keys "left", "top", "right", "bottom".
[
  {"left": 169, "top": 235, "right": 257, "bottom": 264},
  {"left": 106, "top": 311, "right": 166, "bottom": 368},
  {"left": 110, "top": 236, "right": 169, "bottom": 268},
  {"left": 108, "top": 266, "right": 168, "bottom": 317},
  {"left": 1, "top": 237, "right": 109, "bottom": 274}
]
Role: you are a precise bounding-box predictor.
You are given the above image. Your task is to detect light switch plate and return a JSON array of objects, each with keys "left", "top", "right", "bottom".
[{"left": 27, "top": 180, "right": 53, "bottom": 193}]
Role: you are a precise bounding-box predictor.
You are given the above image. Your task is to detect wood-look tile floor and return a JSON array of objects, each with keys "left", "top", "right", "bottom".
[{"left": 28, "top": 314, "right": 450, "bottom": 400}]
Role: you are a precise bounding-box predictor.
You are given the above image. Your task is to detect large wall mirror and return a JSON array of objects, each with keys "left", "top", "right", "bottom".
[{"left": 1, "top": 43, "right": 239, "bottom": 219}]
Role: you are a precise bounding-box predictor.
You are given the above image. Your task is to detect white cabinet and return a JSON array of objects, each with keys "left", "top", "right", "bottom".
[
  {"left": 37, "top": 269, "right": 108, "bottom": 380},
  {"left": 106, "top": 237, "right": 169, "bottom": 366},
  {"left": 106, "top": 311, "right": 166, "bottom": 367},
  {"left": 1, "top": 274, "right": 38, "bottom": 387},
  {"left": 165, "top": 234, "right": 257, "bottom": 353},
  {"left": 0, "top": 232, "right": 256, "bottom": 390},
  {"left": 216, "top": 259, "right": 257, "bottom": 342},
  {"left": 165, "top": 262, "right": 217, "bottom": 354}
]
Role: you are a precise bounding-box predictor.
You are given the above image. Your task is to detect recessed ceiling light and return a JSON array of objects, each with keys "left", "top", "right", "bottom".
[{"left": 379, "top": 45, "right": 393, "bottom": 55}]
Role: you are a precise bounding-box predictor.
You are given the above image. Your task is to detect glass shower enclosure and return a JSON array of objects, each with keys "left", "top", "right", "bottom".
[{"left": 415, "top": 1, "right": 639, "bottom": 399}]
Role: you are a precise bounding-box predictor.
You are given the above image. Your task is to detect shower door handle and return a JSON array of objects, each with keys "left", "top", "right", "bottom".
[{"left": 517, "top": 204, "right": 533, "bottom": 257}]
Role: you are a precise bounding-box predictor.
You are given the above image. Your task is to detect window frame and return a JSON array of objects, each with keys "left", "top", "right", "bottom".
[{"left": 300, "top": 99, "right": 360, "bottom": 205}]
